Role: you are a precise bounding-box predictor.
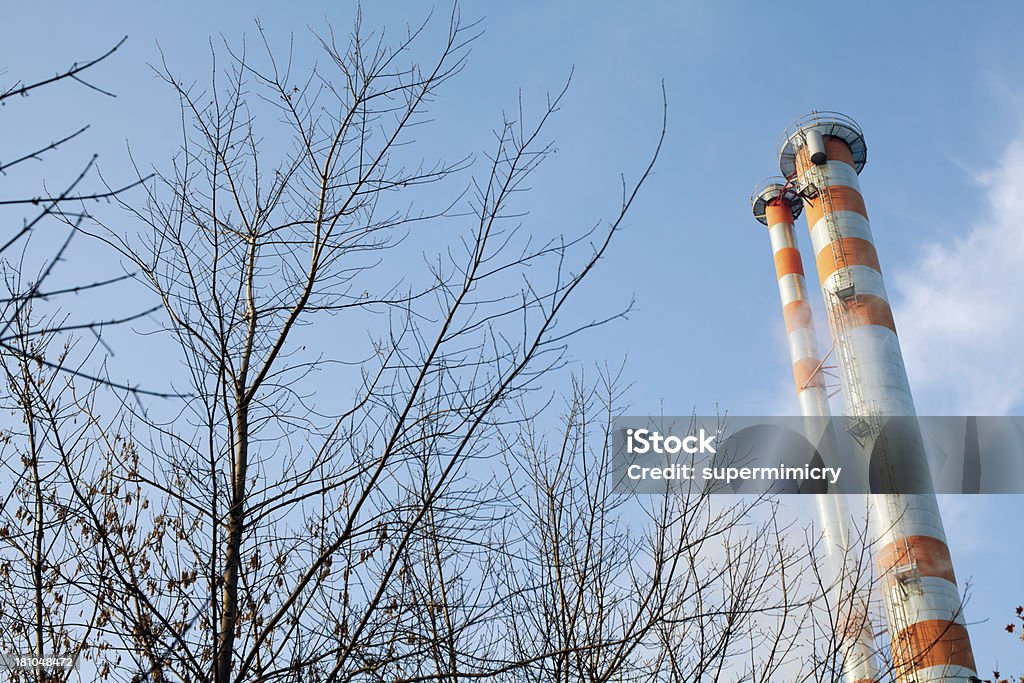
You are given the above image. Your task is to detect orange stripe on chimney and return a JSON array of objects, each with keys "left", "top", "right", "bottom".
[
  {"left": 824, "top": 137, "right": 855, "bottom": 167},
  {"left": 766, "top": 202, "right": 794, "bottom": 226},
  {"left": 891, "top": 620, "right": 976, "bottom": 675},
  {"left": 815, "top": 237, "right": 880, "bottom": 283},
  {"left": 804, "top": 185, "right": 869, "bottom": 227},
  {"left": 877, "top": 535, "right": 956, "bottom": 585},
  {"left": 793, "top": 357, "right": 824, "bottom": 390},
  {"left": 843, "top": 294, "right": 896, "bottom": 333},
  {"left": 774, "top": 247, "right": 804, "bottom": 279},
  {"left": 783, "top": 300, "right": 813, "bottom": 335}
]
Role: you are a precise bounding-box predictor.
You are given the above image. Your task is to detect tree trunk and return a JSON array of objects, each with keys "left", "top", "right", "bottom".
[{"left": 216, "top": 403, "right": 248, "bottom": 683}]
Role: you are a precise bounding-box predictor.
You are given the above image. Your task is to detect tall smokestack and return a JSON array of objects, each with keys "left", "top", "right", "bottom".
[
  {"left": 779, "top": 111, "right": 977, "bottom": 682},
  {"left": 751, "top": 180, "right": 881, "bottom": 683}
]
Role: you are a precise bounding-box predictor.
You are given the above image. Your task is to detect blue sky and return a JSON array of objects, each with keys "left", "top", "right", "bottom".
[{"left": 3, "top": 0, "right": 1024, "bottom": 675}]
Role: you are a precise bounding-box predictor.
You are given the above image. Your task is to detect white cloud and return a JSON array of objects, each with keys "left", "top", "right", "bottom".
[{"left": 892, "top": 135, "right": 1024, "bottom": 415}]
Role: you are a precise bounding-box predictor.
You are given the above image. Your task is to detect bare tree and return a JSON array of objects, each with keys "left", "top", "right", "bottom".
[{"left": 70, "top": 9, "right": 673, "bottom": 681}]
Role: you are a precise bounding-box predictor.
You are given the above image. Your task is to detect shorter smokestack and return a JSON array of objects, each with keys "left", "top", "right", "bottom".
[{"left": 750, "top": 176, "right": 882, "bottom": 683}]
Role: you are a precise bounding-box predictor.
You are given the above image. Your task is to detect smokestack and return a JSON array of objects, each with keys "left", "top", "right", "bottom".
[
  {"left": 751, "top": 180, "right": 881, "bottom": 683},
  {"left": 751, "top": 180, "right": 827, "bottom": 417},
  {"left": 779, "top": 111, "right": 977, "bottom": 682}
]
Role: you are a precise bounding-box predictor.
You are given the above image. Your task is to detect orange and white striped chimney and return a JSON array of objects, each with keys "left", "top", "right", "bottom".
[
  {"left": 779, "top": 112, "right": 977, "bottom": 683},
  {"left": 752, "top": 180, "right": 881, "bottom": 683},
  {"left": 751, "top": 180, "right": 828, "bottom": 418}
]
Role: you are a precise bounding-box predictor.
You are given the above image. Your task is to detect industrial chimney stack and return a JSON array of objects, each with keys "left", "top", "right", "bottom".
[
  {"left": 752, "top": 112, "right": 978, "bottom": 682},
  {"left": 751, "top": 179, "right": 882, "bottom": 683}
]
